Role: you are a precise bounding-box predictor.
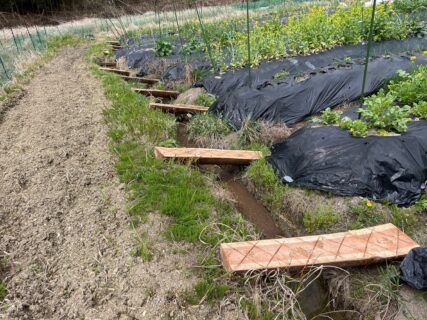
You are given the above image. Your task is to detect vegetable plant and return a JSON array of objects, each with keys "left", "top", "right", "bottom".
[
  {"left": 320, "top": 107, "right": 342, "bottom": 125},
  {"left": 412, "top": 101, "right": 427, "bottom": 119},
  {"left": 360, "top": 91, "right": 412, "bottom": 133},
  {"left": 155, "top": 39, "right": 173, "bottom": 57},
  {"left": 388, "top": 66, "right": 427, "bottom": 105}
]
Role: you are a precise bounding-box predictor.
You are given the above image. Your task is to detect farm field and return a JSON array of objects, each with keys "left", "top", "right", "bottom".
[{"left": 1, "top": 1, "right": 427, "bottom": 319}]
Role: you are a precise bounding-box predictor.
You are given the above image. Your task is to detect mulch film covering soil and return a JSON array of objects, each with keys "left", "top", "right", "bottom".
[
  {"left": 208, "top": 52, "right": 427, "bottom": 128},
  {"left": 267, "top": 121, "right": 427, "bottom": 206}
]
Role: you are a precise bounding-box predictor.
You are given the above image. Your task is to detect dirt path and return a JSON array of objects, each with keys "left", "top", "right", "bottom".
[{"left": 0, "top": 45, "right": 241, "bottom": 320}]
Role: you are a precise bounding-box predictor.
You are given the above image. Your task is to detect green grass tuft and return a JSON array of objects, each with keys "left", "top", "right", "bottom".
[
  {"left": 303, "top": 206, "right": 339, "bottom": 232},
  {"left": 0, "top": 282, "right": 6, "bottom": 301}
]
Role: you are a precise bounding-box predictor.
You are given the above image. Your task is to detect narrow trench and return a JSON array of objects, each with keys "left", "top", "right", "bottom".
[
  {"left": 176, "top": 119, "right": 345, "bottom": 320},
  {"left": 176, "top": 121, "right": 283, "bottom": 239}
]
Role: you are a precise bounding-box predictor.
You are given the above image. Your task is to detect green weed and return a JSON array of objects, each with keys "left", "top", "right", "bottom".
[
  {"left": 245, "top": 159, "right": 285, "bottom": 212},
  {"left": 131, "top": 233, "right": 153, "bottom": 262},
  {"left": 349, "top": 202, "right": 385, "bottom": 229},
  {"left": 0, "top": 282, "right": 6, "bottom": 301},
  {"left": 187, "top": 113, "right": 232, "bottom": 143},
  {"left": 194, "top": 92, "right": 216, "bottom": 107},
  {"left": 303, "top": 206, "right": 339, "bottom": 232}
]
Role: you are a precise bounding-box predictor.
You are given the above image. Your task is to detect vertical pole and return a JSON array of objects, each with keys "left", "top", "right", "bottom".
[
  {"left": 246, "top": 0, "right": 252, "bottom": 87},
  {"left": 194, "top": 1, "right": 217, "bottom": 72},
  {"left": 10, "top": 28, "right": 20, "bottom": 52},
  {"left": 360, "top": 0, "right": 377, "bottom": 109},
  {"left": 173, "top": 2, "right": 183, "bottom": 46},
  {"left": 0, "top": 55, "right": 10, "bottom": 80},
  {"left": 35, "top": 25, "right": 44, "bottom": 49},
  {"left": 25, "top": 25, "right": 37, "bottom": 51}
]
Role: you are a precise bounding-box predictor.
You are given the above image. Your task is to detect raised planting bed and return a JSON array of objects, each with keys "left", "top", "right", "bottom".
[{"left": 154, "top": 147, "right": 263, "bottom": 165}]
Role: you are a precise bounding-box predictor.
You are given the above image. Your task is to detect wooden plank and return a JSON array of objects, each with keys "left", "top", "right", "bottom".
[
  {"left": 220, "top": 224, "right": 419, "bottom": 272},
  {"left": 99, "top": 67, "right": 130, "bottom": 76},
  {"left": 133, "top": 88, "right": 180, "bottom": 99},
  {"left": 154, "top": 147, "right": 263, "bottom": 165},
  {"left": 149, "top": 102, "right": 209, "bottom": 113},
  {"left": 121, "top": 76, "right": 160, "bottom": 85},
  {"left": 107, "top": 40, "right": 121, "bottom": 46},
  {"left": 98, "top": 61, "right": 117, "bottom": 68}
]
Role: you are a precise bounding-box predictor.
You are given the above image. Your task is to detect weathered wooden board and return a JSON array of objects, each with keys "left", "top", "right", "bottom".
[
  {"left": 133, "top": 88, "right": 180, "bottom": 99},
  {"left": 98, "top": 61, "right": 117, "bottom": 68},
  {"left": 107, "top": 40, "right": 121, "bottom": 46},
  {"left": 121, "top": 76, "right": 160, "bottom": 85},
  {"left": 149, "top": 102, "right": 209, "bottom": 113},
  {"left": 99, "top": 67, "right": 130, "bottom": 76},
  {"left": 154, "top": 147, "right": 263, "bottom": 165},
  {"left": 220, "top": 224, "right": 419, "bottom": 272}
]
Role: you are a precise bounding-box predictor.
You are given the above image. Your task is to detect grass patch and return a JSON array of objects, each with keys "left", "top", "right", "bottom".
[
  {"left": 351, "top": 265, "right": 401, "bottom": 318},
  {"left": 349, "top": 202, "right": 385, "bottom": 230},
  {"left": 0, "top": 282, "right": 6, "bottom": 301},
  {"left": 187, "top": 113, "right": 232, "bottom": 145},
  {"left": 245, "top": 158, "right": 285, "bottom": 212},
  {"left": 86, "top": 42, "right": 255, "bottom": 307},
  {"left": 131, "top": 232, "right": 153, "bottom": 262},
  {"left": 194, "top": 92, "right": 216, "bottom": 107},
  {"left": 303, "top": 205, "right": 339, "bottom": 233}
]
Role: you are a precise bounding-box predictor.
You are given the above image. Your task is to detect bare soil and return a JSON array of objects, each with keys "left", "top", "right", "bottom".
[{"left": 0, "top": 45, "right": 242, "bottom": 319}]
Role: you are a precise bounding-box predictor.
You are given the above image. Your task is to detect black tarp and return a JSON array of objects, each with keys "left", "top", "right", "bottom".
[
  {"left": 267, "top": 121, "right": 427, "bottom": 206},
  {"left": 208, "top": 52, "right": 427, "bottom": 129},
  {"left": 400, "top": 247, "right": 427, "bottom": 290},
  {"left": 199, "top": 37, "right": 427, "bottom": 96}
]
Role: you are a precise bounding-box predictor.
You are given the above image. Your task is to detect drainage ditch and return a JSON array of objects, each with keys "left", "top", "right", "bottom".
[{"left": 176, "top": 119, "right": 347, "bottom": 319}]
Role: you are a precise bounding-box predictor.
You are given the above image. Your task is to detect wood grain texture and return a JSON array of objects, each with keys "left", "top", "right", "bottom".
[
  {"left": 133, "top": 88, "right": 180, "bottom": 99},
  {"left": 220, "top": 224, "right": 419, "bottom": 272},
  {"left": 154, "top": 147, "right": 263, "bottom": 165},
  {"left": 121, "top": 76, "right": 160, "bottom": 84},
  {"left": 149, "top": 102, "right": 209, "bottom": 113},
  {"left": 99, "top": 67, "right": 130, "bottom": 76}
]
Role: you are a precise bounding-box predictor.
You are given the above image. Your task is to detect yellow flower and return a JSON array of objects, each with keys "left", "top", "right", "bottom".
[
  {"left": 410, "top": 56, "right": 417, "bottom": 61},
  {"left": 423, "top": 51, "right": 427, "bottom": 55},
  {"left": 366, "top": 201, "right": 373, "bottom": 207}
]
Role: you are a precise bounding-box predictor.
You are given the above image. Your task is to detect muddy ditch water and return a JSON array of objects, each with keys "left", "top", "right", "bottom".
[{"left": 176, "top": 120, "right": 347, "bottom": 319}]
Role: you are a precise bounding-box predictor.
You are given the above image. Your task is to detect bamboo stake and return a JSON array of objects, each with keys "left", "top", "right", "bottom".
[
  {"left": 360, "top": 0, "right": 377, "bottom": 109},
  {"left": 194, "top": 1, "right": 217, "bottom": 72},
  {"left": 246, "top": 0, "right": 252, "bottom": 87}
]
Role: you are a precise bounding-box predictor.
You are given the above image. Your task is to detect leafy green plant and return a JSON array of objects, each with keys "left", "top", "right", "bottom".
[
  {"left": 348, "top": 119, "right": 368, "bottom": 137},
  {"left": 273, "top": 69, "right": 290, "bottom": 79},
  {"left": 360, "top": 91, "right": 411, "bottom": 133},
  {"left": 394, "top": 0, "right": 427, "bottom": 13},
  {"left": 320, "top": 107, "right": 342, "bottom": 125},
  {"left": 155, "top": 39, "right": 173, "bottom": 57},
  {"left": 388, "top": 66, "right": 427, "bottom": 105},
  {"left": 412, "top": 101, "right": 427, "bottom": 119}
]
